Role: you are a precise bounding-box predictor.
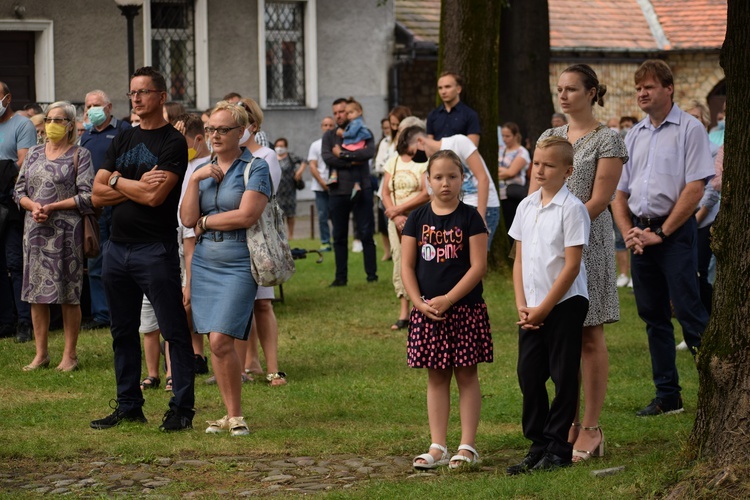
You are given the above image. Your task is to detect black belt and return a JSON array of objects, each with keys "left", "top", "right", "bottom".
[
  {"left": 199, "top": 230, "right": 246, "bottom": 242},
  {"left": 631, "top": 214, "right": 668, "bottom": 227}
]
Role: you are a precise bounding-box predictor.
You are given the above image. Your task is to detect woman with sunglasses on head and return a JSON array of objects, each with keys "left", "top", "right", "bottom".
[
  {"left": 14, "top": 101, "right": 94, "bottom": 372},
  {"left": 236, "top": 98, "right": 287, "bottom": 386},
  {"left": 181, "top": 101, "right": 271, "bottom": 435}
]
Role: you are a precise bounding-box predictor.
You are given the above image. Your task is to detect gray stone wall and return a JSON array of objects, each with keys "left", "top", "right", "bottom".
[{"left": 0, "top": 0, "right": 144, "bottom": 116}]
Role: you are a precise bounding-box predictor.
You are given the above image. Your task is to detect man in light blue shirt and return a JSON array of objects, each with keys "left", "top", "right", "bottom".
[
  {"left": 0, "top": 81, "right": 36, "bottom": 342},
  {"left": 613, "top": 60, "right": 714, "bottom": 417}
]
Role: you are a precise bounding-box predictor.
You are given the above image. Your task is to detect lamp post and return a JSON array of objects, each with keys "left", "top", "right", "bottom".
[{"left": 114, "top": 0, "right": 144, "bottom": 83}]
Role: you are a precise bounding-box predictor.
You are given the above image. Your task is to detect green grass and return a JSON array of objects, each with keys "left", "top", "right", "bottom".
[{"left": 0, "top": 237, "right": 700, "bottom": 497}]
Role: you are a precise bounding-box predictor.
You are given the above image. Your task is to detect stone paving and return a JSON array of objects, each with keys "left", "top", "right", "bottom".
[{"left": 0, "top": 453, "right": 496, "bottom": 497}]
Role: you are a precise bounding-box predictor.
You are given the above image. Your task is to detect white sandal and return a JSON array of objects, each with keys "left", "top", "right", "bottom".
[
  {"left": 449, "top": 444, "right": 479, "bottom": 469},
  {"left": 413, "top": 443, "right": 449, "bottom": 470}
]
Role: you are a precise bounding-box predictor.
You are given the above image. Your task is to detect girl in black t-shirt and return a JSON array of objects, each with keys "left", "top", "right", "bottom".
[{"left": 401, "top": 150, "right": 493, "bottom": 471}]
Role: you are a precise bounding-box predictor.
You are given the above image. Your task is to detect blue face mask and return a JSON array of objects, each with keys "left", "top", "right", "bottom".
[
  {"left": 83, "top": 121, "right": 94, "bottom": 132},
  {"left": 87, "top": 106, "right": 107, "bottom": 127},
  {"left": 717, "top": 119, "right": 725, "bottom": 130}
]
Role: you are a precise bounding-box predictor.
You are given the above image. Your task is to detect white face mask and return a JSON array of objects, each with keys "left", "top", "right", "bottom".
[
  {"left": 239, "top": 127, "right": 251, "bottom": 144},
  {"left": 0, "top": 95, "right": 8, "bottom": 118},
  {"left": 275, "top": 147, "right": 288, "bottom": 156}
]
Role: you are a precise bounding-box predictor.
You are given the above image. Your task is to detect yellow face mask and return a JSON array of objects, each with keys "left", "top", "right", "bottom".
[
  {"left": 187, "top": 137, "right": 198, "bottom": 161},
  {"left": 45, "top": 122, "right": 68, "bottom": 143}
]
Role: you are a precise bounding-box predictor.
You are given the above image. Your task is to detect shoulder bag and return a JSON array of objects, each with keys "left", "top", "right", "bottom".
[
  {"left": 243, "top": 157, "right": 296, "bottom": 286},
  {"left": 72, "top": 147, "right": 101, "bottom": 258}
]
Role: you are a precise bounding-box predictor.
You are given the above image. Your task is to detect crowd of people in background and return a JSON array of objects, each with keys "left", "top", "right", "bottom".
[{"left": 0, "top": 56, "right": 722, "bottom": 472}]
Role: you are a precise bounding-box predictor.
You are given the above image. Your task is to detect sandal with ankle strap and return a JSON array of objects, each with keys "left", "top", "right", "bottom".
[
  {"left": 449, "top": 444, "right": 479, "bottom": 469},
  {"left": 572, "top": 425, "right": 605, "bottom": 462},
  {"left": 140, "top": 376, "right": 160, "bottom": 390},
  {"left": 413, "top": 443, "right": 449, "bottom": 470},
  {"left": 569, "top": 421, "right": 581, "bottom": 443}
]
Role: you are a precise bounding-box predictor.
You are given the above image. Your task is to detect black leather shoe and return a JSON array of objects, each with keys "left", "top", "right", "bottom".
[
  {"left": 159, "top": 408, "right": 194, "bottom": 432},
  {"left": 506, "top": 451, "right": 544, "bottom": 475},
  {"left": 90, "top": 401, "right": 147, "bottom": 430},
  {"left": 366, "top": 275, "right": 378, "bottom": 283},
  {"left": 329, "top": 279, "right": 347, "bottom": 287},
  {"left": 14, "top": 322, "right": 32, "bottom": 343},
  {"left": 531, "top": 451, "right": 571, "bottom": 472},
  {"left": 0, "top": 323, "right": 15, "bottom": 338},
  {"left": 636, "top": 396, "right": 684, "bottom": 417},
  {"left": 81, "top": 319, "right": 110, "bottom": 330}
]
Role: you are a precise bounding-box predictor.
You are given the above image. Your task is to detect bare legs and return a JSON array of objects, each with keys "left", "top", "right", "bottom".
[
  {"left": 143, "top": 330, "right": 161, "bottom": 380},
  {"left": 572, "top": 324, "right": 608, "bottom": 452},
  {"left": 26, "top": 303, "right": 80, "bottom": 370},
  {"left": 243, "top": 299, "right": 283, "bottom": 383},
  {"left": 381, "top": 232, "right": 392, "bottom": 261},
  {"left": 414, "top": 366, "right": 482, "bottom": 464},
  {"left": 209, "top": 332, "right": 242, "bottom": 418},
  {"left": 287, "top": 216, "right": 295, "bottom": 240},
  {"left": 58, "top": 304, "right": 80, "bottom": 370},
  {"left": 29, "top": 303, "right": 50, "bottom": 366}
]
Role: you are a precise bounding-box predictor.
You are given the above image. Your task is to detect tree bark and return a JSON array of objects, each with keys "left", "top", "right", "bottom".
[
  {"left": 498, "top": 0, "right": 555, "bottom": 149},
  {"left": 439, "top": 0, "right": 507, "bottom": 268},
  {"left": 688, "top": 0, "right": 750, "bottom": 466}
]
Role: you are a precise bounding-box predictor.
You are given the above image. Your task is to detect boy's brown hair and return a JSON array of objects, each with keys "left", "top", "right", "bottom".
[{"left": 535, "top": 136, "right": 574, "bottom": 167}]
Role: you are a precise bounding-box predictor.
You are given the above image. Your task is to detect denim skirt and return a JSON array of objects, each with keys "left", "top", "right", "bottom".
[{"left": 191, "top": 235, "right": 257, "bottom": 339}]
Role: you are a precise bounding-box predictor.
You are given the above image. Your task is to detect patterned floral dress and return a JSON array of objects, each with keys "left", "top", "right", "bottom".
[
  {"left": 539, "top": 125, "right": 629, "bottom": 326},
  {"left": 13, "top": 145, "right": 94, "bottom": 304}
]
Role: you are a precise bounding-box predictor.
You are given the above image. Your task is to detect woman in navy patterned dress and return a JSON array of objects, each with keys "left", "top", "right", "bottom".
[{"left": 14, "top": 101, "right": 94, "bottom": 372}]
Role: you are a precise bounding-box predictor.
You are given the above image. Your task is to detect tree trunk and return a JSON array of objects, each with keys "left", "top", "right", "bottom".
[
  {"left": 688, "top": 0, "right": 750, "bottom": 466},
  {"left": 439, "top": 0, "right": 506, "bottom": 268},
  {"left": 498, "top": 0, "right": 555, "bottom": 150}
]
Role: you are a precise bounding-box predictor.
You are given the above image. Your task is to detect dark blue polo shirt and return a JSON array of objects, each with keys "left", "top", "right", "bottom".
[
  {"left": 426, "top": 100, "right": 481, "bottom": 140},
  {"left": 80, "top": 117, "right": 131, "bottom": 172}
]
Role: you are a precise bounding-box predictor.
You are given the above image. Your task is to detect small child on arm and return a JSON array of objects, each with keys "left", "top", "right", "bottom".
[
  {"left": 328, "top": 98, "right": 372, "bottom": 197},
  {"left": 505, "top": 136, "right": 591, "bottom": 475},
  {"left": 401, "top": 150, "right": 493, "bottom": 471}
]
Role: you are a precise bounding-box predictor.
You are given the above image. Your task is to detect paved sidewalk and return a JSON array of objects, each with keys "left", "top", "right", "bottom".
[{"left": 1, "top": 453, "right": 487, "bottom": 496}]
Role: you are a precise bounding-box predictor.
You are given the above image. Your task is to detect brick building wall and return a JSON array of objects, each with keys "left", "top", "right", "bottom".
[{"left": 549, "top": 53, "right": 725, "bottom": 125}]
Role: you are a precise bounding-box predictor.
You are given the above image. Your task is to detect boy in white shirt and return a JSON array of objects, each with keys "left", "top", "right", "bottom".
[{"left": 506, "top": 136, "right": 590, "bottom": 474}]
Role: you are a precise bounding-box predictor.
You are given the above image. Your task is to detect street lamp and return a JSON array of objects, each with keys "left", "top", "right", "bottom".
[{"left": 114, "top": 0, "right": 144, "bottom": 83}]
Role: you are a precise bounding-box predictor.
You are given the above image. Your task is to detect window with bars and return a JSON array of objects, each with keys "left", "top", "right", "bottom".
[
  {"left": 265, "top": 2, "right": 306, "bottom": 107},
  {"left": 151, "top": 0, "right": 196, "bottom": 107}
]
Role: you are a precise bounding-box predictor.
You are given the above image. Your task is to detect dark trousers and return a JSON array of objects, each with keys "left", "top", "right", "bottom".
[
  {"left": 87, "top": 207, "right": 112, "bottom": 323},
  {"left": 102, "top": 240, "right": 195, "bottom": 414},
  {"left": 696, "top": 223, "right": 713, "bottom": 315},
  {"left": 631, "top": 217, "right": 707, "bottom": 400},
  {"left": 0, "top": 221, "right": 31, "bottom": 325},
  {"left": 517, "top": 295, "right": 588, "bottom": 461},
  {"left": 328, "top": 190, "right": 377, "bottom": 283}
]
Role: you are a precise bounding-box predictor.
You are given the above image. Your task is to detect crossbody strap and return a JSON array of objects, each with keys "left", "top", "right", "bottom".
[{"left": 243, "top": 155, "right": 275, "bottom": 195}]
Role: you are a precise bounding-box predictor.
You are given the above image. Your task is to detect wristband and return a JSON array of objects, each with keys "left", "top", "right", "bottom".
[{"left": 654, "top": 226, "right": 667, "bottom": 241}]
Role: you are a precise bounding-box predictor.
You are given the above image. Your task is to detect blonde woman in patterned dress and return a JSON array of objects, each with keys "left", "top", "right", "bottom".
[
  {"left": 14, "top": 101, "right": 94, "bottom": 372},
  {"left": 532, "top": 64, "right": 628, "bottom": 462}
]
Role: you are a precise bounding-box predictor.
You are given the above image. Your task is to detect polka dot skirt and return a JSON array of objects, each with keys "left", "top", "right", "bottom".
[{"left": 407, "top": 303, "right": 493, "bottom": 369}]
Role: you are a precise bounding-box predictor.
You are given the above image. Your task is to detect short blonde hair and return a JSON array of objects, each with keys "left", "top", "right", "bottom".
[
  {"left": 535, "top": 136, "right": 574, "bottom": 167},
  {"left": 239, "top": 97, "right": 264, "bottom": 130},
  {"left": 45, "top": 101, "right": 77, "bottom": 146},
  {"left": 212, "top": 100, "right": 249, "bottom": 129}
]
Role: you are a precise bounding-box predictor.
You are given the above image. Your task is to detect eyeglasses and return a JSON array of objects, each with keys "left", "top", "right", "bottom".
[
  {"left": 43, "top": 118, "right": 71, "bottom": 124},
  {"left": 126, "top": 89, "right": 164, "bottom": 99},
  {"left": 204, "top": 126, "right": 241, "bottom": 136}
]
